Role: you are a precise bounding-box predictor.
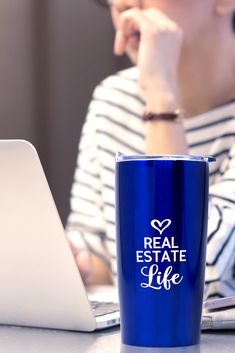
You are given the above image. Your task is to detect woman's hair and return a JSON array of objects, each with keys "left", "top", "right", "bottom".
[{"left": 94, "top": 1, "right": 235, "bottom": 33}]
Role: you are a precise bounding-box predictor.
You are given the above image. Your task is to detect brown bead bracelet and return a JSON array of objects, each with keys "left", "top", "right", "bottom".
[{"left": 143, "top": 109, "right": 183, "bottom": 122}]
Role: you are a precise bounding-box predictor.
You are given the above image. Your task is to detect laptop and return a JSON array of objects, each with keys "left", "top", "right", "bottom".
[{"left": 0, "top": 140, "right": 120, "bottom": 331}]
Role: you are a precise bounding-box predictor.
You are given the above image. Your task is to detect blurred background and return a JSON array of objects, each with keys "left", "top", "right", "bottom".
[{"left": 0, "top": 0, "right": 130, "bottom": 224}]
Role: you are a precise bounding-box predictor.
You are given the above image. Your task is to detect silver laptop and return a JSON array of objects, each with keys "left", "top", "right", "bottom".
[{"left": 0, "top": 140, "right": 120, "bottom": 331}]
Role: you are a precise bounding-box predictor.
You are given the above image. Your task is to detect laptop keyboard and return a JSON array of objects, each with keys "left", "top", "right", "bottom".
[{"left": 91, "top": 300, "right": 119, "bottom": 317}]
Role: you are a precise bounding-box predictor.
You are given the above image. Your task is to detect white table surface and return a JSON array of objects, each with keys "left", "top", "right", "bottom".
[{"left": 0, "top": 325, "right": 234, "bottom": 353}]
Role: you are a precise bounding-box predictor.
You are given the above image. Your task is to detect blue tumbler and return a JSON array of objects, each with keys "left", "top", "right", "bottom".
[{"left": 115, "top": 153, "right": 215, "bottom": 347}]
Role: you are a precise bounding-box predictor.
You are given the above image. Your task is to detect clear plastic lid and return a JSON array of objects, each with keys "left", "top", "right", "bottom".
[{"left": 116, "top": 152, "right": 216, "bottom": 163}]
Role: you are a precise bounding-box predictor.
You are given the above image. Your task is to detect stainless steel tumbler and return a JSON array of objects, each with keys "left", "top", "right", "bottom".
[{"left": 115, "top": 153, "right": 215, "bottom": 347}]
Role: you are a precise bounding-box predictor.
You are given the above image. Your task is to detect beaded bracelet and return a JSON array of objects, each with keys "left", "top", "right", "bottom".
[{"left": 143, "top": 109, "right": 183, "bottom": 122}]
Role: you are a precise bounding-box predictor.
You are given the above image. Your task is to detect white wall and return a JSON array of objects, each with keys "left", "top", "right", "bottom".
[
  {"left": 42, "top": 0, "right": 129, "bottom": 222},
  {"left": 0, "top": 0, "right": 130, "bottom": 223},
  {"left": 0, "top": 0, "right": 36, "bottom": 140}
]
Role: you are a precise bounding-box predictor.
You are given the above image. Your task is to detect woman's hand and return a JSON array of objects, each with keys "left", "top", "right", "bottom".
[
  {"left": 67, "top": 231, "right": 112, "bottom": 285},
  {"left": 75, "top": 251, "right": 112, "bottom": 285},
  {"left": 114, "top": 7, "right": 188, "bottom": 155},
  {"left": 114, "top": 7, "right": 183, "bottom": 112}
]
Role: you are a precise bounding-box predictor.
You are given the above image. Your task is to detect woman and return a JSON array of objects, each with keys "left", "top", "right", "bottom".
[{"left": 67, "top": 0, "right": 235, "bottom": 298}]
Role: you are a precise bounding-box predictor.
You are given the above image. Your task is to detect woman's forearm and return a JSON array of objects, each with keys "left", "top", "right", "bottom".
[
  {"left": 145, "top": 119, "right": 188, "bottom": 155},
  {"left": 114, "top": 7, "right": 188, "bottom": 156},
  {"left": 144, "top": 88, "right": 188, "bottom": 155}
]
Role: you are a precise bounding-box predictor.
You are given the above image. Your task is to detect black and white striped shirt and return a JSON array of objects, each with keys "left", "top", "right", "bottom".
[{"left": 67, "top": 67, "right": 235, "bottom": 299}]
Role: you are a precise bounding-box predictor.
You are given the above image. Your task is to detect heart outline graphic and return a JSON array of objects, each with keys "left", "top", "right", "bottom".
[{"left": 151, "top": 219, "right": 171, "bottom": 235}]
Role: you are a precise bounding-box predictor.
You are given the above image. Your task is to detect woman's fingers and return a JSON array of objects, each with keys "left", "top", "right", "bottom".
[
  {"left": 142, "top": 7, "right": 180, "bottom": 31},
  {"left": 113, "top": 6, "right": 183, "bottom": 110},
  {"left": 114, "top": 7, "right": 183, "bottom": 57},
  {"left": 114, "top": 29, "right": 127, "bottom": 55},
  {"left": 113, "top": 8, "right": 147, "bottom": 55}
]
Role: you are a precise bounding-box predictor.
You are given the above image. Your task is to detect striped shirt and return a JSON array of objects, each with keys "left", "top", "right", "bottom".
[{"left": 67, "top": 67, "right": 235, "bottom": 299}]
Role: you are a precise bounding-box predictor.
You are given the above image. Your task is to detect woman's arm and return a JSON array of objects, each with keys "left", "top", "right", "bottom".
[
  {"left": 114, "top": 7, "right": 188, "bottom": 155},
  {"left": 145, "top": 120, "right": 188, "bottom": 155},
  {"left": 66, "top": 104, "right": 112, "bottom": 285}
]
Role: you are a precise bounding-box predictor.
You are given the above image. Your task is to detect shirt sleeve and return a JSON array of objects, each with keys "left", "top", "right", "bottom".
[
  {"left": 205, "top": 143, "right": 235, "bottom": 299},
  {"left": 66, "top": 103, "right": 110, "bottom": 268}
]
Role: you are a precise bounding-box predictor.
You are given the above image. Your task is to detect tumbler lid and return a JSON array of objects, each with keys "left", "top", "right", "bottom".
[{"left": 116, "top": 152, "right": 216, "bottom": 163}]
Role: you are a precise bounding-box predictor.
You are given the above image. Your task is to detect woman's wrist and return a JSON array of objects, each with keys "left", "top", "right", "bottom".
[
  {"left": 143, "top": 82, "right": 180, "bottom": 114},
  {"left": 144, "top": 84, "right": 188, "bottom": 155},
  {"left": 144, "top": 110, "right": 184, "bottom": 123},
  {"left": 145, "top": 119, "right": 188, "bottom": 155}
]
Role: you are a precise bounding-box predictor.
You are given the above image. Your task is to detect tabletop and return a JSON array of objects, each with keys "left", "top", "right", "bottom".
[{"left": 0, "top": 325, "right": 234, "bottom": 353}]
